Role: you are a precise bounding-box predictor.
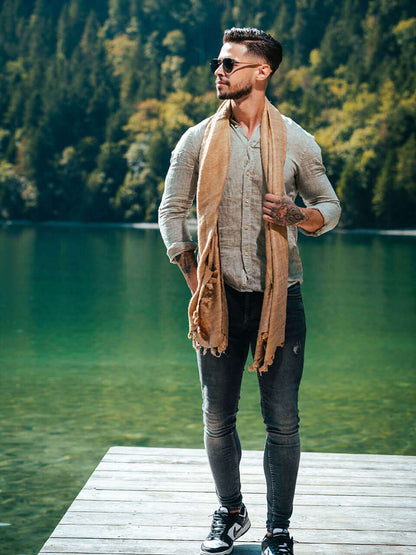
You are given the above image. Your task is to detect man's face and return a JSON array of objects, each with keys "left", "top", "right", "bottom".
[{"left": 214, "top": 42, "right": 262, "bottom": 100}]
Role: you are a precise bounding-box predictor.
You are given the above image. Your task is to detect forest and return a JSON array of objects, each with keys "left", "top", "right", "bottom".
[{"left": 0, "top": 0, "right": 415, "bottom": 228}]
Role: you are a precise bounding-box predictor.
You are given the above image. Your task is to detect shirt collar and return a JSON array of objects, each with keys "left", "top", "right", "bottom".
[{"left": 229, "top": 116, "right": 239, "bottom": 128}]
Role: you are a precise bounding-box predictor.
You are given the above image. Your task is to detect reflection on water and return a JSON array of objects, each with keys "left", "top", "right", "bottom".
[{"left": 0, "top": 226, "right": 415, "bottom": 554}]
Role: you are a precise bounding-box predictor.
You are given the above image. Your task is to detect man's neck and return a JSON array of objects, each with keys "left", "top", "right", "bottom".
[{"left": 231, "top": 94, "right": 266, "bottom": 139}]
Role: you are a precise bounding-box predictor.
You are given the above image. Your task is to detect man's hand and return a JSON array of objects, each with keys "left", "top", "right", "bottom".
[
  {"left": 174, "top": 251, "right": 198, "bottom": 294},
  {"left": 262, "top": 193, "right": 324, "bottom": 233}
]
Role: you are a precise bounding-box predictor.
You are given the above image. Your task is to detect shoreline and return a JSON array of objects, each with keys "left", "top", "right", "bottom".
[{"left": 1, "top": 219, "right": 415, "bottom": 236}]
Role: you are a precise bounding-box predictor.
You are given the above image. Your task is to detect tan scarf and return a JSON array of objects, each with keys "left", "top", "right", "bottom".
[{"left": 188, "top": 99, "right": 288, "bottom": 373}]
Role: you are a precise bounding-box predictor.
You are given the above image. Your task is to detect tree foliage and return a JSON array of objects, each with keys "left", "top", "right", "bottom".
[{"left": 0, "top": 0, "right": 414, "bottom": 227}]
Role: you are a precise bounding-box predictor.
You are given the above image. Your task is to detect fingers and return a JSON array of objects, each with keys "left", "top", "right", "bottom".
[
  {"left": 264, "top": 192, "right": 281, "bottom": 202},
  {"left": 263, "top": 194, "right": 285, "bottom": 209},
  {"left": 262, "top": 194, "right": 297, "bottom": 227},
  {"left": 262, "top": 205, "right": 274, "bottom": 217},
  {"left": 263, "top": 196, "right": 282, "bottom": 217},
  {"left": 262, "top": 200, "right": 276, "bottom": 211}
]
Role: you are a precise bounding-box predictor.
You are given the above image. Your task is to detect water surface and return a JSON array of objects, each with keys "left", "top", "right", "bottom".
[{"left": 0, "top": 225, "right": 415, "bottom": 554}]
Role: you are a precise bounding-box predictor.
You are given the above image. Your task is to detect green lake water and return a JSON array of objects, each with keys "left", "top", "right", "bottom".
[{"left": 0, "top": 225, "right": 415, "bottom": 554}]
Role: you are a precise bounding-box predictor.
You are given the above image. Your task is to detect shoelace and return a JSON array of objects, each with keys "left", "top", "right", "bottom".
[{"left": 208, "top": 511, "right": 231, "bottom": 536}]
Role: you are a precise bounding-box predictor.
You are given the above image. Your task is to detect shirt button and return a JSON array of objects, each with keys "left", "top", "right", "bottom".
[
  {"left": 244, "top": 225, "right": 248, "bottom": 230},
  {"left": 244, "top": 251, "right": 249, "bottom": 256},
  {"left": 245, "top": 198, "right": 249, "bottom": 203},
  {"left": 246, "top": 170, "right": 250, "bottom": 176}
]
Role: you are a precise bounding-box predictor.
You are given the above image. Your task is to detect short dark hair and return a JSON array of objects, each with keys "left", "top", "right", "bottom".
[{"left": 223, "top": 27, "right": 283, "bottom": 74}]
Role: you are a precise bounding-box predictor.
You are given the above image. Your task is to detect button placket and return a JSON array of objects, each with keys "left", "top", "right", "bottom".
[
  {"left": 242, "top": 136, "right": 255, "bottom": 276},
  {"left": 245, "top": 134, "right": 261, "bottom": 289}
]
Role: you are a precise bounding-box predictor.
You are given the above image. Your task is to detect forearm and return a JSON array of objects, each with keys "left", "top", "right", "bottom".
[
  {"left": 296, "top": 206, "right": 324, "bottom": 233},
  {"left": 174, "top": 250, "right": 198, "bottom": 294},
  {"left": 295, "top": 137, "right": 341, "bottom": 235}
]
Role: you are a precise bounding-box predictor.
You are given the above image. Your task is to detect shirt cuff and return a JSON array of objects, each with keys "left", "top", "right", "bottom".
[
  {"left": 167, "top": 241, "right": 198, "bottom": 262},
  {"left": 299, "top": 202, "right": 341, "bottom": 237}
]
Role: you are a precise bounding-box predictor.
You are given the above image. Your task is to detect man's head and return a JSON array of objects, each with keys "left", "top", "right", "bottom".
[
  {"left": 212, "top": 27, "right": 283, "bottom": 100},
  {"left": 223, "top": 28, "right": 283, "bottom": 74}
]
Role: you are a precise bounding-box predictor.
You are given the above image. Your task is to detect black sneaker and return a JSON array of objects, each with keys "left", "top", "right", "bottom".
[
  {"left": 200, "top": 505, "right": 251, "bottom": 554},
  {"left": 261, "top": 528, "right": 294, "bottom": 554}
]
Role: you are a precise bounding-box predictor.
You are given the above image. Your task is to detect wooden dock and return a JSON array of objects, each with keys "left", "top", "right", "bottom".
[{"left": 39, "top": 447, "right": 416, "bottom": 554}]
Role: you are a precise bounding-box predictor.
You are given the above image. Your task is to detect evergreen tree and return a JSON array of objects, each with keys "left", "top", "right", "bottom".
[
  {"left": 107, "top": 0, "right": 131, "bottom": 36},
  {"left": 0, "top": 0, "right": 414, "bottom": 226}
]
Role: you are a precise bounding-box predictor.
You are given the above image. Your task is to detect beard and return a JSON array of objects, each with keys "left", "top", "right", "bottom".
[{"left": 217, "top": 82, "right": 253, "bottom": 100}]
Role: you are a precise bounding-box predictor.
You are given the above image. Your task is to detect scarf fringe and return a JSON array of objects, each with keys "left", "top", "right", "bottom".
[
  {"left": 248, "top": 334, "right": 285, "bottom": 374},
  {"left": 188, "top": 330, "right": 227, "bottom": 357}
]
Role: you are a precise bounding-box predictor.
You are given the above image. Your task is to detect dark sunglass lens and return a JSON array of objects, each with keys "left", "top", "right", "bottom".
[
  {"left": 222, "top": 58, "right": 234, "bottom": 73},
  {"left": 210, "top": 58, "right": 235, "bottom": 73},
  {"left": 210, "top": 59, "right": 220, "bottom": 73}
]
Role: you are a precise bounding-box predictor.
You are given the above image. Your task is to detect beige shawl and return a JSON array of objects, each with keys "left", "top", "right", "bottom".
[{"left": 188, "top": 99, "right": 288, "bottom": 373}]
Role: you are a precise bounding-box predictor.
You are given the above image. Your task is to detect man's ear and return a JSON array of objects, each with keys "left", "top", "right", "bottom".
[{"left": 256, "top": 64, "right": 273, "bottom": 81}]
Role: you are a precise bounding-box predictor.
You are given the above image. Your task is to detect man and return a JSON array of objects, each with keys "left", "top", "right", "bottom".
[{"left": 159, "top": 27, "right": 341, "bottom": 555}]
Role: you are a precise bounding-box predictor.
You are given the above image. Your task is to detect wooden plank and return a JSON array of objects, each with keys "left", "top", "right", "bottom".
[
  {"left": 92, "top": 466, "right": 415, "bottom": 481},
  {"left": 98, "top": 448, "right": 416, "bottom": 463},
  {"left": 38, "top": 447, "right": 416, "bottom": 555},
  {"left": 37, "top": 539, "right": 416, "bottom": 555},
  {"left": 108, "top": 446, "right": 415, "bottom": 464},
  {"left": 60, "top": 508, "right": 415, "bottom": 531},
  {"left": 93, "top": 464, "right": 416, "bottom": 478},
  {"left": 75, "top": 488, "right": 416, "bottom": 507},
  {"left": 101, "top": 454, "right": 416, "bottom": 472},
  {"left": 95, "top": 461, "right": 415, "bottom": 479},
  {"left": 106, "top": 449, "right": 416, "bottom": 468},
  {"left": 102, "top": 450, "right": 416, "bottom": 467},
  {"left": 89, "top": 472, "right": 414, "bottom": 490},
  {"left": 84, "top": 472, "right": 416, "bottom": 497},
  {"left": 39, "top": 548, "right": 416, "bottom": 555},
  {"left": 66, "top": 499, "right": 416, "bottom": 522},
  {"left": 49, "top": 524, "right": 416, "bottom": 545}
]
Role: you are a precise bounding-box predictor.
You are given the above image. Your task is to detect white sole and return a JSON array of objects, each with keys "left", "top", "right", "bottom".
[{"left": 201, "top": 548, "right": 233, "bottom": 555}]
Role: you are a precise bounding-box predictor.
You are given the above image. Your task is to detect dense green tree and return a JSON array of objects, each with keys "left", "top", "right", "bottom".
[
  {"left": 0, "top": 0, "right": 414, "bottom": 226},
  {"left": 0, "top": 161, "right": 37, "bottom": 219},
  {"left": 105, "top": 0, "right": 131, "bottom": 37}
]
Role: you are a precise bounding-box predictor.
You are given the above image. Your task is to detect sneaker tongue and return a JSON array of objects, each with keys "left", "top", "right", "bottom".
[{"left": 272, "top": 527, "right": 288, "bottom": 535}]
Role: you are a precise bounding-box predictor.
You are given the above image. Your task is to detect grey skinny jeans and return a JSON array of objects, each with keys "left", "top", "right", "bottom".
[{"left": 197, "top": 282, "right": 306, "bottom": 530}]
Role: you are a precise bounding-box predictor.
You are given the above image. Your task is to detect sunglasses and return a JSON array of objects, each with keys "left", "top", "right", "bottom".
[{"left": 210, "top": 57, "right": 264, "bottom": 74}]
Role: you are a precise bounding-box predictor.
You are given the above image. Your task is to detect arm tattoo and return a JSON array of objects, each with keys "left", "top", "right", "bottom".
[
  {"left": 270, "top": 198, "right": 310, "bottom": 226},
  {"left": 175, "top": 251, "right": 197, "bottom": 276},
  {"left": 175, "top": 251, "right": 198, "bottom": 293}
]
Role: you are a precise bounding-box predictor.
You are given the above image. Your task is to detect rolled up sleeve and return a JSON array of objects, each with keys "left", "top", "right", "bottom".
[
  {"left": 158, "top": 128, "right": 199, "bottom": 261},
  {"left": 296, "top": 137, "right": 341, "bottom": 237}
]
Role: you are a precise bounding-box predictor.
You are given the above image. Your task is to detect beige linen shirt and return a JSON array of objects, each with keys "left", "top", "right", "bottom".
[{"left": 159, "top": 114, "right": 341, "bottom": 292}]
